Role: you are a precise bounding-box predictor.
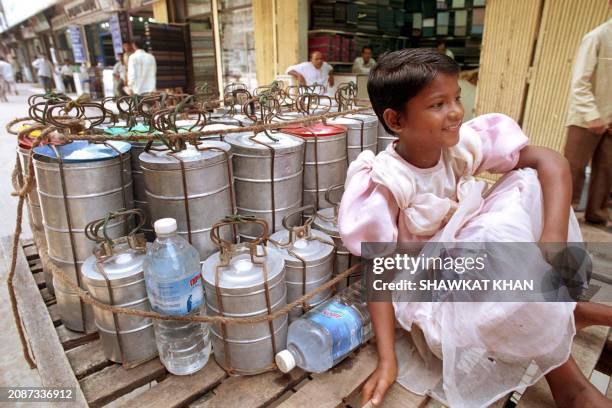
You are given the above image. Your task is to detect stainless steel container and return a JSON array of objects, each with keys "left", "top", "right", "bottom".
[
  {"left": 329, "top": 114, "right": 378, "bottom": 162},
  {"left": 377, "top": 121, "right": 398, "bottom": 153},
  {"left": 313, "top": 207, "right": 362, "bottom": 290},
  {"left": 225, "top": 131, "right": 305, "bottom": 240},
  {"left": 33, "top": 141, "right": 134, "bottom": 332},
  {"left": 282, "top": 123, "right": 348, "bottom": 213},
  {"left": 139, "top": 141, "right": 234, "bottom": 261},
  {"left": 202, "top": 245, "right": 287, "bottom": 375},
  {"left": 199, "top": 123, "right": 240, "bottom": 141},
  {"left": 17, "top": 144, "right": 53, "bottom": 294},
  {"left": 129, "top": 141, "right": 154, "bottom": 240},
  {"left": 269, "top": 227, "right": 334, "bottom": 321},
  {"left": 82, "top": 241, "right": 157, "bottom": 365},
  {"left": 209, "top": 113, "right": 254, "bottom": 127}
]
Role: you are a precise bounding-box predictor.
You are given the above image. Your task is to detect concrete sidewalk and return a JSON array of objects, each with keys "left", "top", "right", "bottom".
[{"left": 0, "top": 83, "right": 43, "bottom": 391}]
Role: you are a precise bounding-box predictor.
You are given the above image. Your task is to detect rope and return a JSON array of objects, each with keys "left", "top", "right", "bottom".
[
  {"left": 42, "top": 245, "right": 359, "bottom": 325},
  {"left": 8, "top": 153, "right": 36, "bottom": 368},
  {"left": 53, "top": 107, "right": 370, "bottom": 144}
]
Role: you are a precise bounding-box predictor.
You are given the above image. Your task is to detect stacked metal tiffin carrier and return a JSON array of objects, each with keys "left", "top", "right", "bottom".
[
  {"left": 16, "top": 127, "right": 53, "bottom": 293},
  {"left": 202, "top": 218, "right": 288, "bottom": 375},
  {"left": 81, "top": 210, "right": 158, "bottom": 366},
  {"left": 33, "top": 141, "right": 134, "bottom": 332}
]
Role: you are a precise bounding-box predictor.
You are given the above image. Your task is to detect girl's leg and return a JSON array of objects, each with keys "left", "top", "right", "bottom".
[
  {"left": 574, "top": 302, "right": 612, "bottom": 331},
  {"left": 545, "top": 357, "right": 610, "bottom": 408}
]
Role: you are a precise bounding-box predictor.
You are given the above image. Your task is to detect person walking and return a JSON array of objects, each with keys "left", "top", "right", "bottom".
[
  {"left": 0, "top": 56, "right": 16, "bottom": 100},
  {"left": 32, "top": 53, "right": 54, "bottom": 93},
  {"left": 563, "top": 17, "right": 611, "bottom": 225},
  {"left": 127, "top": 38, "right": 156, "bottom": 95}
]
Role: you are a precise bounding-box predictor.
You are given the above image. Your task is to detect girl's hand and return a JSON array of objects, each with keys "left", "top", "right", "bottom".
[{"left": 361, "top": 359, "right": 398, "bottom": 407}]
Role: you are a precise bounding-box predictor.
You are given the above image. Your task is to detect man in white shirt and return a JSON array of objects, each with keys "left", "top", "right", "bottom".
[
  {"left": 32, "top": 53, "right": 54, "bottom": 93},
  {"left": 286, "top": 51, "right": 334, "bottom": 89},
  {"left": 564, "top": 17, "right": 611, "bottom": 225},
  {"left": 0, "top": 56, "right": 16, "bottom": 100},
  {"left": 352, "top": 46, "right": 376, "bottom": 75},
  {"left": 60, "top": 60, "right": 75, "bottom": 93},
  {"left": 127, "top": 38, "right": 156, "bottom": 95}
]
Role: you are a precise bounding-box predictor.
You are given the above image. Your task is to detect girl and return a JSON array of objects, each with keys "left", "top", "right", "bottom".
[{"left": 338, "top": 49, "right": 612, "bottom": 407}]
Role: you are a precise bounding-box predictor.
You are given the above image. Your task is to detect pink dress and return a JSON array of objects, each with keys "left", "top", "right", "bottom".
[{"left": 338, "top": 113, "right": 581, "bottom": 408}]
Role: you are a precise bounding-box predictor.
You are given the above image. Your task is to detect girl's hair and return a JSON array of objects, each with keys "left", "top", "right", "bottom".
[{"left": 368, "top": 48, "right": 460, "bottom": 134}]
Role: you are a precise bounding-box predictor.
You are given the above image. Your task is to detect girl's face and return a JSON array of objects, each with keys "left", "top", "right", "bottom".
[{"left": 385, "top": 73, "right": 464, "bottom": 155}]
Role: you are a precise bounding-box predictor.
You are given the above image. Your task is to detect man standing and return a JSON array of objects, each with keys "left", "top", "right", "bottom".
[
  {"left": 113, "top": 53, "right": 126, "bottom": 97},
  {"left": 564, "top": 17, "right": 611, "bottom": 225},
  {"left": 60, "top": 60, "right": 75, "bottom": 93},
  {"left": 127, "top": 38, "right": 156, "bottom": 95},
  {"left": 32, "top": 53, "right": 54, "bottom": 93},
  {"left": 352, "top": 46, "right": 376, "bottom": 75},
  {"left": 286, "top": 51, "right": 334, "bottom": 88}
]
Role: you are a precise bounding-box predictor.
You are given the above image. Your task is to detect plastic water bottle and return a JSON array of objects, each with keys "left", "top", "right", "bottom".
[
  {"left": 144, "top": 218, "right": 211, "bottom": 375},
  {"left": 275, "top": 283, "right": 372, "bottom": 373}
]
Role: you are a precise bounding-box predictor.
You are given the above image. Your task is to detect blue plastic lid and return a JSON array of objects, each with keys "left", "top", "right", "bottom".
[{"left": 33, "top": 141, "right": 131, "bottom": 163}]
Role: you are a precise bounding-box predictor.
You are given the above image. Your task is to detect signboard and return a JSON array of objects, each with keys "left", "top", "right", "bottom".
[
  {"left": 109, "top": 14, "right": 124, "bottom": 55},
  {"left": 64, "top": 0, "right": 99, "bottom": 20},
  {"left": 68, "top": 25, "right": 86, "bottom": 63}
]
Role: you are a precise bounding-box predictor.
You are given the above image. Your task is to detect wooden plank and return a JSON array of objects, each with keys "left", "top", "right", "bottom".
[
  {"left": 119, "top": 360, "right": 227, "bottom": 408},
  {"left": 1, "top": 236, "right": 88, "bottom": 406},
  {"left": 30, "top": 258, "right": 43, "bottom": 272},
  {"left": 40, "top": 287, "right": 56, "bottom": 305},
  {"left": 20, "top": 237, "right": 34, "bottom": 247},
  {"left": 56, "top": 325, "right": 100, "bottom": 351},
  {"left": 517, "top": 325, "right": 610, "bottom": 407},
  {"left": 66, "top": 340, "right": 113, "bottom": 380},
  {"left": 345, "top": 382, "right": 430, "bottom": 408},
  {"left": 278, "top": 343, "right": 378, "bottom": 408},
  {"left": 80, "top": 358, "right": 167, "bottom": 407},
  {"left": 48, "top": 303, "right": 62, "bottom": 327},
  {"left": 23, "top": 243, "right": 38, "bottom": 260},
  {"left": 191, "top": 366, "right": 308, "bottom": 408},
  {"left": 33, "top": 270, "right": 45, "bottom": 288}
]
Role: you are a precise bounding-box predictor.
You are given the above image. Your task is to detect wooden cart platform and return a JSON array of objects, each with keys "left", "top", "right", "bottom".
[{"left": 6, "top": 235, "right": 611, "bottom": 407}]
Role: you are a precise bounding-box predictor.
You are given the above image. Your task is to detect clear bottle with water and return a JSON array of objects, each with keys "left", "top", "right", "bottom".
[
  {"left": 275, "top": 283, "right": 372, "bottom": 373},
  {"left": 144, "top": 218, "right": 211, "bottom": 375}
]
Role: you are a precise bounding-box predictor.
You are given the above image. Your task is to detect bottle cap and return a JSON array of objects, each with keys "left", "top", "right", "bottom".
[
  {"left": 154, "top": 218, "right": 177, "bottom": 235},
  {"left": 275, "top": 349, "right": 296, "bottom": 373}
]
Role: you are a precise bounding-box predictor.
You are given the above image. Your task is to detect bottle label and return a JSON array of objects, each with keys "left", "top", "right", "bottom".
[
  {"left": 309, "top": 300, "right": 363, "bottom": 362},
  {"left": 149, "top": 270, "right": 204, "bottom": 316}
]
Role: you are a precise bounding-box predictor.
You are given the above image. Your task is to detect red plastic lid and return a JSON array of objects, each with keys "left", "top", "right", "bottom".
[
  {"left": 281, "top": 122, "right": 347, "bottom": 138},
  {"left": 17, "top": 126, "right": 43, "bottom": 150}
]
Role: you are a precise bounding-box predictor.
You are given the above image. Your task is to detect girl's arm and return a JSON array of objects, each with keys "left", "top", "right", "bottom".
[
  {"left": 514, "top": 145, "right": 572, "bottom": 242},
  {"left": 361, "top": 301, "right": 397, "bottom": 406}
]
